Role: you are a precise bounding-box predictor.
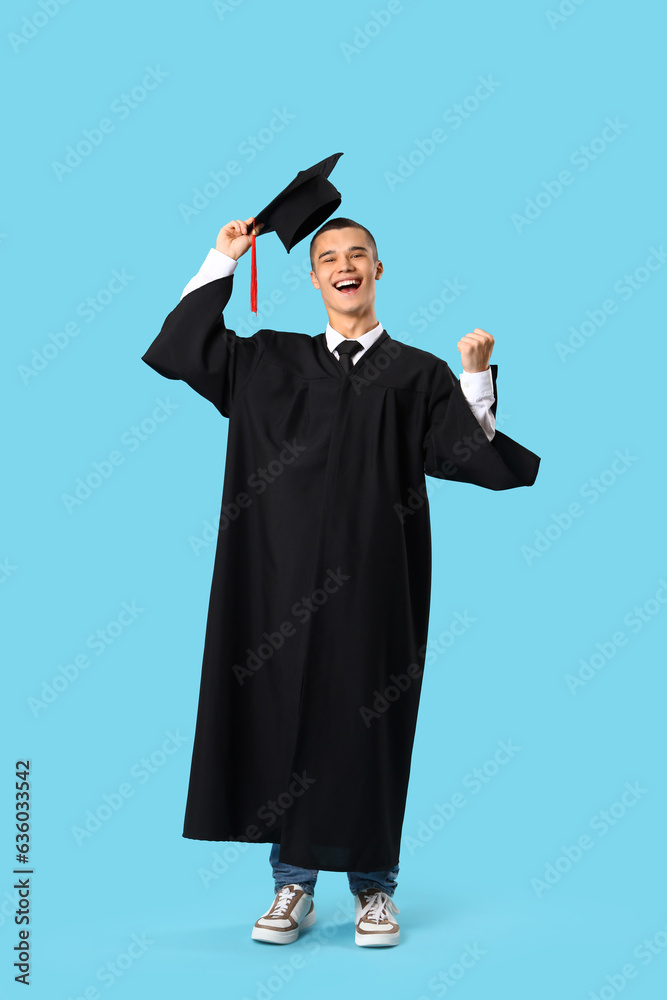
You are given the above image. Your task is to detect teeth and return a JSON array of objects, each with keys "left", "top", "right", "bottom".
[{"left": 335, "top": 280, "right": 360, "bottom": 289}]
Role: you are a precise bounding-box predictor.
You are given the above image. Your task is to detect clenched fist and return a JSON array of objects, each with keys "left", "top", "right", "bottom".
[{"left": 457, "top": 328, "right": 494, "bottom": 373}]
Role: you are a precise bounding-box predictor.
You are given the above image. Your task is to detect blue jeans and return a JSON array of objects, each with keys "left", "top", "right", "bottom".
[{"left": 269, "top": 843, "right": 399, "bottom": 898}]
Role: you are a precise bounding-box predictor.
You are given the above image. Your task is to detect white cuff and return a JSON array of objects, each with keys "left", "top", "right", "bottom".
[
  {"left": 458, "top": 368, "right": 495, "bottom": 441},
  {"left": 181, "top": 248, "right": 238, "bottom": 299},
  {"left": 459, "top": 366, "right": 494, "bottom": 402}
]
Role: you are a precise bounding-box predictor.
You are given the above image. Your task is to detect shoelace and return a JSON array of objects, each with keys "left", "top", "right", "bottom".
[
  {"left": 269, "top": 885, "right": 297, "bottom": 918},
  {"left": 358, "top": 890, "right": 400, "bottom": 924}
]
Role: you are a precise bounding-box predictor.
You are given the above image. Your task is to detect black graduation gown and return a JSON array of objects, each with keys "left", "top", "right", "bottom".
[{"left": 141, "top": 273, "right": 540, "bottom": 873}]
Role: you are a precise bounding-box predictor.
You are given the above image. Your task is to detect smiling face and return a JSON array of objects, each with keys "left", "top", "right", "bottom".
[{"left": 310, "top": 226, "right": 383, "bottom": 324}]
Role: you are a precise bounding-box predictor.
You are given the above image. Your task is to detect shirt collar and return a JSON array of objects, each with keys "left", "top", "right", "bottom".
[{"left": 325, "top": 320, "right": 384, "bottom": 355}]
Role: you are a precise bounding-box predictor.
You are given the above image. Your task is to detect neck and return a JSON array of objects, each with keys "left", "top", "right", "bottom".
[{"left": 326, "top": 306, "right": 379, "bottom": 339}]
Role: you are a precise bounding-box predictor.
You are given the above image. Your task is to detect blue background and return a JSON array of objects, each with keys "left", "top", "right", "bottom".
[{"left": 3, "top": 0, "right": 666, "bottom": 997}]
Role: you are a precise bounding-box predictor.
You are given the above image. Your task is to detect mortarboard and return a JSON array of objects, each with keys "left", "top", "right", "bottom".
[{"left": 247, "top": 152, "right": 344, "bottom": 312}]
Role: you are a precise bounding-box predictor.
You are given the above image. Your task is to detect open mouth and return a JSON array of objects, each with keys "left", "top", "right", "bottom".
[{"left": 334, "top": 278, "right": 362, "bottom": 296}]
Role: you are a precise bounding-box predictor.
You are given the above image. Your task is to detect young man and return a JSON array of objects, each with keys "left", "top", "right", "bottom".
[{"left": 141, "top": 216, "right": 540, "bottom": 948}]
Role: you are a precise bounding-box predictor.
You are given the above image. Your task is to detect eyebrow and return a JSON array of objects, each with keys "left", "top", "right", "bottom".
[{"left": 317, "top": 246, "right": 369, "bottom": 260}]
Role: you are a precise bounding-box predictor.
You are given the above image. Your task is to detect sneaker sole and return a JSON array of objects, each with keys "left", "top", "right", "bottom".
[
  {"left": 251, "top": 905, "right": 316, "bottom": 944},
  {"left": 354, "top": 928, "right": 400, "bottom": 947}
]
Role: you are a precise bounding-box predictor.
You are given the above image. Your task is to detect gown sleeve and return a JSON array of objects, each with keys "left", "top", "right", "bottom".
[
  {"left": 141, "top": 275, "right": 272, "bottom": 418},
  {"left": 423, "top": 361, "right": 540, "bottom": 489}
]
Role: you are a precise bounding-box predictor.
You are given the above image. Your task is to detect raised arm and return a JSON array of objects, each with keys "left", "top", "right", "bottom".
[
  {"left": 423, "top": 361, "right": 540, "bottom": 490},
  {"left": 141, "top": 219, "right": 269, "bottom": 417}
]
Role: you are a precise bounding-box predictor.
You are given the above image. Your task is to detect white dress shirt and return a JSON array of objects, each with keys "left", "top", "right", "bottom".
[{"left": 180, "top": 248, "right": 496, "bottom": 441}]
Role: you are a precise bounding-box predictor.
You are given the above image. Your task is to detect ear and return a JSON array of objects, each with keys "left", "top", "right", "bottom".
[{"left": 310, "top": 270, "right": 320, "bottom": 289}]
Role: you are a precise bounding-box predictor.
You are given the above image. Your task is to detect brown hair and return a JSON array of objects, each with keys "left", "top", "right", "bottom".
[{"left": 310, "top": 217, "right": 378, "bottom": 270}]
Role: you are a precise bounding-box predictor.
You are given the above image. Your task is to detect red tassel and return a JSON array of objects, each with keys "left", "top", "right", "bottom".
[{"left": 250, "top": 216, "right": 257, "bottom": 313}]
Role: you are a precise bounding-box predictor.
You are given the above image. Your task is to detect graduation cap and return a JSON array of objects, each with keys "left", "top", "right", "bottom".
[{"left": 247, "top": 152, "right": 344, "bottom": 312}]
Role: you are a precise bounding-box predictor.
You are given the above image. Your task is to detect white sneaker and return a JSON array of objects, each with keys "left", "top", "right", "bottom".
[
  {"left": 354, "top": 888, "right": 400, "bottom": 946},
  {"left": 251, "top": 883, "right": 316, "bottom": 944}
]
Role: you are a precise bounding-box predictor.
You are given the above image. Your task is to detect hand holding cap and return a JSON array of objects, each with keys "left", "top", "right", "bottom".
[{"left": 245, "top": 152, "right": 344, "bottom": 311}]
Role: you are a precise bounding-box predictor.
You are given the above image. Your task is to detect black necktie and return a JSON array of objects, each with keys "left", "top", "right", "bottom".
[{"left": 335, "top": 339, "right": 363, "bottom": 373}]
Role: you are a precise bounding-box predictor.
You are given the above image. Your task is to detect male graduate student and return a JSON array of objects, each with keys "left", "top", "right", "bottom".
[{"left": 141, "top": 162, "right": 540, "bottom": 949}]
